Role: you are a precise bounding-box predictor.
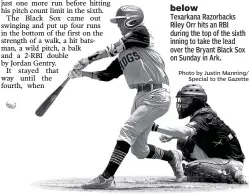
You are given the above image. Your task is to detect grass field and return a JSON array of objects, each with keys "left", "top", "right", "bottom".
[{"left": 32, "top": 176, "right": 248, "bottom": 193}]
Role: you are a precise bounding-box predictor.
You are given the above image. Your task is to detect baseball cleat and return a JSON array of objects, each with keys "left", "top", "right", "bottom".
[
  {"left": 234, "top": 171, "right": 248, "bottom": 184},
  {"left": 169, "top": 150, "right": 187, "bottom": 183},
  {"left": 82, "top": 175, "right": 115, "bottom": 189}
]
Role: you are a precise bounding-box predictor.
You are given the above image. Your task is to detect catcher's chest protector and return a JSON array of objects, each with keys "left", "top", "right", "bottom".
[{"left": 190, "top": 107, "right": 244, "bottom": 162}]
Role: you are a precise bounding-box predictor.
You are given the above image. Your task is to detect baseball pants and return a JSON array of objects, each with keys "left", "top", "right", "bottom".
[{"left": 118, "top": 87, "right": 171, "bottom": 159}]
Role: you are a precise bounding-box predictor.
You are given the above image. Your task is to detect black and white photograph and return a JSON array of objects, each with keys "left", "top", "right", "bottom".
[{"left": 0, "top": 0, "right": 249, "bottom": 193}]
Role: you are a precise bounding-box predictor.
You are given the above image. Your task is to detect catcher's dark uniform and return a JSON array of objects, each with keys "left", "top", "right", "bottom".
[
  {"left": 177, "top": 106, "right": 246, "bottom": 183},
  {"left": 181, "top": 106, "right": 245, "bottom": 163}
]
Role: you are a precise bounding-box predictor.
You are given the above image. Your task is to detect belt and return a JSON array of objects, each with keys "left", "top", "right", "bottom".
[{"left": 137, "top": 84, "right": 162, "bottom": 92}]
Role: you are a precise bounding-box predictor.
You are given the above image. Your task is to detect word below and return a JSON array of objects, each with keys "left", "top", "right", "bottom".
[{"left": 170, "top": 4, "right": 198, "bottom": 11}]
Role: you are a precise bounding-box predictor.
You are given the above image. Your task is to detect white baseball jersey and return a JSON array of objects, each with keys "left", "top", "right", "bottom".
[
  {"left": 95, "top": 25, "right": 169, "bottom": 88},
  {"left": 118, "top": 47, "right": 168, "bottom": 88}
]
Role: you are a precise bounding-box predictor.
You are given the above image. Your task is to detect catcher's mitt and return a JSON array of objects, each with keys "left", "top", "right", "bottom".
[{"left": 184, "top": 158, "right": 235, "bottom": 183}]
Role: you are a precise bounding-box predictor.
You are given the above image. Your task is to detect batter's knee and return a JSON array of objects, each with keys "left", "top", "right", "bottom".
[{"left": 131, "top": 145, "right": 149, "bottom": 159}]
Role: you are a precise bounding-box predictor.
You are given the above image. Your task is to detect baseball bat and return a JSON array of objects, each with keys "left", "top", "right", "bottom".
[{"left": 35, "top": 77, "right": 70, "bottom": 117}]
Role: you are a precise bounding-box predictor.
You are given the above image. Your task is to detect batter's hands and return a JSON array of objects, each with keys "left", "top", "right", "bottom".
[
  {"left": 159, "top": 134, "right": 173, "bottom": 143},
  {"left": 73, "top": 58, "right": 89, "bottom": 70},
  {"left": 68, "top": 69, "right": 83, "bottom": 79}
]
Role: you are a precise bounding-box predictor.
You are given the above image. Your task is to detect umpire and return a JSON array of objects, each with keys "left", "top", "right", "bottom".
[{"left": 152, "top": 84, "right": 246, "bottom": 184}]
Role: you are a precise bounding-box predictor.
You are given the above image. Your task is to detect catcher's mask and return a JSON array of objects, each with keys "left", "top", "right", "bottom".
[
  {"left": 176, "top": 84, "right": 207, "bottom": 119},
  {"left": 110, "top": 5, "right": 144, "bottom": 29}
]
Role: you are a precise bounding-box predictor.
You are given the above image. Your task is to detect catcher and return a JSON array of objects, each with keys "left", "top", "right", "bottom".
[
  {"left": 68, "top": 5, "right": 186, "bottom": 189},
  {"left": 152, "top": 84, "right": 247, "bottom": 184}
]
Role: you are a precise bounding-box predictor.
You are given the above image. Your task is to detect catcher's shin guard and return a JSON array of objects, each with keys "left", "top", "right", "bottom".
[{"left": 184, "top": 158, "right": 238, "bottom": 183}]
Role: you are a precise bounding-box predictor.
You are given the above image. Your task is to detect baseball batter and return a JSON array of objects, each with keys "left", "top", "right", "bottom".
[
  {"left": 152, "top": 84, "right": 246, "bottom": 184},
  {"left": 68, "top": 5, "right": 186, "bottom": 189}
]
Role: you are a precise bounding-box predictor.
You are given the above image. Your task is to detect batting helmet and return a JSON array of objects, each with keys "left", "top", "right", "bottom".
[
  {"left": 176, "top": 84, "right": 207, "bottom": 119},
  {"left": 110, "top": 5, "right": 144, "bottom": 29}
]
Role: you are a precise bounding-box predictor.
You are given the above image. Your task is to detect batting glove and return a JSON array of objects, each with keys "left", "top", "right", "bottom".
[
  {"left": 73, "top": 58, "right": 89, "bottom": 70},
  {"left": 159, "top": 134, "right": 173, "bottom": 143},
  {"left": 68, "top": 70, "right": 83, "bottom": 79},
  {"left": 151, "top": 123, "right": 159, "bottom": 131}
]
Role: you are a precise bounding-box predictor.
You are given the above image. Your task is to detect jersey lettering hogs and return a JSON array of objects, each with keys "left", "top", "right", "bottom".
[
  {"left": 118, "top": 47, "right": 168, "bottom": 88},
  {"left": 119, "top": 52, "right": 140, "bottom": 70}
]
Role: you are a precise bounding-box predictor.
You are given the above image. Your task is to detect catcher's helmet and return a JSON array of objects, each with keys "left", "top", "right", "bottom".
[
  {"left": 110, "top": 5, "right": 144, "bottom": 29},
  {"left": 176, "top": 84, "right": 207, "bottom": 119}
]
